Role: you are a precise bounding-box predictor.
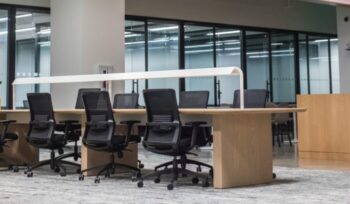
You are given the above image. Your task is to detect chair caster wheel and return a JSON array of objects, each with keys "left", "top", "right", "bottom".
[
  {"left": 167, "top": 183, "right": 174, "bottom": 190},
  {"left": 192, "top": 177, "right": 199, "bottom": 184},
  {"left": 13, "top": 166, "right": 19, "bottom": 173},
  {"left": 54, "top": 167, "right": 60, "bottom": 173},
  {"left": 137, "top": 181, "right": 144, "bottom": 188},
  {"left": 202, "top": 178, "right": 209, "bottom": 187},
  {"left": 138, "top": 163, "right": 144, "bottom": 169},
  {"left": 273, "top": 173, "right": 276, "bottom": 179},
  {"left": 94, "top": 177, "right": 100, "bottom": 184},
  {"left": 8, "top": 165, "right": 13, "bottom": 170},
  {"left": 197, "top": 166, "right": 202, "bottom": 172},
  {"left": 154, "top": 177, "right": 161, "bottom": 183},
  {"left": 60, "top": 172, "right": 67, "bottom": 177},
  {"left": 27, "top": 172, "right": 33, "bottom": 177},
  {"left": 78, "top": 174, "right": 84, "bottom": 181}
]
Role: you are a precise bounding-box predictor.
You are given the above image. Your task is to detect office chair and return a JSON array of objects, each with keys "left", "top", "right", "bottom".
[
  {"left": 55, "top": 88, "right": 102, "bottom": 162},
  {"left": 0, "top": 120, "right": 21, "bottom": 172},
  {"left": 139, "top": 89, "right": 211, "bottom": 190},
  {"left": 113, "top": 93, "right": 144, "bottom": 169},
  {"left": 179, "top": 91, "right": 213, "bottom": 172},
  {"left": 232, "top": 89, "right": 268, "bottom": 108},
  {"left": 25, "top": 93, "right": 80, "bottom": 177},
  {"left": 78, "top": 91, "right": 142, "bottom": 184}
]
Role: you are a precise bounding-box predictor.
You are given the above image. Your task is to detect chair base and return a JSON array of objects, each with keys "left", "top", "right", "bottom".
[
  {"left": 78, "top": 154, "right": 141, "bottom": 184},
  {"left": 25, "top": 149, "right": 80, "bottom": 177},
  {"left": 139, "top": 155, "right": 212, "bottom": 190}
]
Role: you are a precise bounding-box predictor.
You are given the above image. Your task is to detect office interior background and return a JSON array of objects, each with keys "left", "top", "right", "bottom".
[
  {"left": 0, "top": 0, "right": 344, "bottom": 108},
  {"left": 1, "top": 0, "right": 350, "bottom": 203}
]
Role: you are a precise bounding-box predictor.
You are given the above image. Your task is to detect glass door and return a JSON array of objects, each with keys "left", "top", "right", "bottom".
[
  {"left": 0, "top": 9, "right": 8, "bottom": 107},
  {"left": 246, "top": 31, "right": 271, "bottom": 101}
]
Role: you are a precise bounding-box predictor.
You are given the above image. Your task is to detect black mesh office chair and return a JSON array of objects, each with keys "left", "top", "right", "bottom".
[
  {"left": 25, "top": 93, "right": 80, "bottom": 177},
  {"left": 232, "top": 89, "right": 268, "bottom": 108},
  {"left": 139, "top": 89, "right": 211, "bottom": 190},
  {"left": 0, "top": 120, "right": 20, "bottom": 171},
  {"left": 113, "top": 93, "right": 144, "bottom": 169},
  {"left": 78, "top": 91, "right": 141, "bottom": 184},
  {"left": 75, "top": 88, "right": 101, "bottom": 109},
  {"left": 179, "top": 91, "right": 213, "bottom": 170}
]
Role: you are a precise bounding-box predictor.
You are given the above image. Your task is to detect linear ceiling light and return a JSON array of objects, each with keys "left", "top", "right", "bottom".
[
  {"left": 207, "top": 30, "right": 240, "bottom": 36},
  {"left": 149, "top": 26, "right": 178, "bottom": 32}
]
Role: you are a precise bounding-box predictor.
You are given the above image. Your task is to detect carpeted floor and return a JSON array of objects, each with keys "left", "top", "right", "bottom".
[{"left": 0, "top": 147, "right": 350, "bottom": 204}]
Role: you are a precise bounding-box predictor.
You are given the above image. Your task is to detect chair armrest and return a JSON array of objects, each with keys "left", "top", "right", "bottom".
[
  {"left": 120, "top": 120, "right": 141, "bottom": 125},
  {"left": 0, "top": 120, "right": 16, "bottom": 125},
  {"left": 146, "top": 121, "right": 180, "bottom": 127},
  {"left": 59, "top": 120, "right": 80, "bottom": 125},
  {"left": 86, "top": 120, "right": 114, "bottom": 126},
  {"left": 185, "top": 121, "right": 207, "bottom": 126}
]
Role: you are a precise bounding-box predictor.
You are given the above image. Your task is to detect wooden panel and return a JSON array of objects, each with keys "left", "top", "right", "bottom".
[
  {"left": 212, "top": 114, "right": 273, "bottom": 188},
  {"left": 0, "top": 124, "right": 39, "bottom": 166},
  {"left": 297, "top": 94, "right": 350, "bottom": 161}
]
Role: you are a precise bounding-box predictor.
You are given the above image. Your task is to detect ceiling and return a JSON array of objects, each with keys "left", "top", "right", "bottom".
[{"left": 299, "top": 0, "right": 350, "bottom": 6}]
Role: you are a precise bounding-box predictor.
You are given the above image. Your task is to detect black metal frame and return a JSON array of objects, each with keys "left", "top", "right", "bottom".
[
  {"left": 125, "top": 15, "right": 338, "bottom": 105},
  {"left": 0, "top": 3, "right": 49, "bottom": 109}
]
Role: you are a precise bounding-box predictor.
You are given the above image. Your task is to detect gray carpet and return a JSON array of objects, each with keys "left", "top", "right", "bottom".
[{"left": 0, "top": 149, "right": 350, "bottom": 204}]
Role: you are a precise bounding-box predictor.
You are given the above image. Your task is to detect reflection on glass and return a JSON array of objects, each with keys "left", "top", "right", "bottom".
[
  {"left": 0, "top": 10, "right": 8, "bottom": 107},
  {"left": 271, "top": 33, "right": 295, "bottom": 103},
  {"left": 215, "top": 28, "right": 241, "bottom": 105},
  {"left": 15, "top": 11, "right": 50, "bottom": 107},
  {"left": 246, "top": 31, "right": 270, "bottom": 101},
  {"left": 308, "top": 36, "right": 330, "bottom": 94},
  {"left": 185, "top": 25, "right": 215, "bottom": 105},
  {"left": 331, "top": 38, "right": 339, "bottom": 93},
  {"left": 125, "top": 20, "right": 146, "bottom": 105},
  {"left": 148, "top": 21, "right": 179, "bottom": 96},
  {"left": 299, "top": 34, "right": 308, "bottom": 94}
]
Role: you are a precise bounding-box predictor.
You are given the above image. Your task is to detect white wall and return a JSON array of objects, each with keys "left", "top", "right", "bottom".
[
  {"left": 50, "top": 0, "right": 125, "bottom": 108},
  {"left": 337, "top": 5, "right": 350, "bottom": 93},
  {"left": 126, "top": 0, "right": 337, "bottom": 34},
  {"left": 0, "top": 0, "right": 49, "bottom": 7}
]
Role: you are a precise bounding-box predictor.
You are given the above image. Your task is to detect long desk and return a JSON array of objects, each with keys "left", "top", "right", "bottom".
[{"left": 0, "top": 108, "right": 305, "bottom": 189}]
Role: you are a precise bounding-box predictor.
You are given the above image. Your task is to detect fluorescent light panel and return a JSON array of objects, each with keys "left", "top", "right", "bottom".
[{"left": 149, "top": 26, "right": 178, "bottom": 32}]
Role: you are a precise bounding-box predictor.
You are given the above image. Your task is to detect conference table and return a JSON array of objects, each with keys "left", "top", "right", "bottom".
[{"left": 0, "top": 107, "right": 305, "bottom": 189}]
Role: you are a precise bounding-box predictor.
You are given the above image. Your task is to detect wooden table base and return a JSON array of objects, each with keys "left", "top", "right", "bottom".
[{"left": 212, "top": 114, "right": 273, "bottom": 188}]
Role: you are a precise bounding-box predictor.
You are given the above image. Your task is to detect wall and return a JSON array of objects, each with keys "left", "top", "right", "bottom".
[
  {"left": 125, "top": 0, "right": 337, "bottom": 34},
  {"left": 337, "top": 5, "right": 350, "bottom": 93},
  {"left": 50, "top": 0, "right": 125, "bottom": 108},
  {"left": 0, "top": 0, "right": 49, "bottom": 7}
]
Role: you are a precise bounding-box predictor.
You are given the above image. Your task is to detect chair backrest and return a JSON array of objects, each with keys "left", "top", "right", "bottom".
[
  {"left": 143, "top": 89, "right": 181, "bottom": 150},
  {"left": 75, "top": 88, "right": 101, "bottom": 109},
  {"left": 179, "top": 91, "right": 209, "bottom": 108},
  {"left": 233, "top": 89, "right": 267, "bottom": 108},
  {"left": 143, "top": 89, "right": 180, "bottom": 123},
  {"left": 113, "top": 93, "right": 139, "bottom": 109},
  {"left": 82, "top": 91, "right": 115, "bottom": 142},
  {"left": 27, "top": 93, "right": 55, "bottom": 141}
]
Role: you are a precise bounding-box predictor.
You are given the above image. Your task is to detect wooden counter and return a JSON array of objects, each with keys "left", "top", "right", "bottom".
[{"left": 297, "top": 94, "right": 350, "bottom": 161}]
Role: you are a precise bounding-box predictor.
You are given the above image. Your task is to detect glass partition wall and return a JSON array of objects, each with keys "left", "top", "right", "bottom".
[
  {"left": 125, "top": 16, "right": 339, "bottom": 105},
  {"left": 15, "top": 10, "right": 50, "bottom": 108},
  {"left": 0, "top": 10, "right": 8, "bottom": 107}
]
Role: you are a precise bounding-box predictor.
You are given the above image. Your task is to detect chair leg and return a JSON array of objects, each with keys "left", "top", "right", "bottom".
[
  {"left": 287, "top": 132, "right": 293, "bottom": 147},
  {"left": 27, "top": 159, "right": 52, "bottom": 172},
  {"left": 155, "top": 161, "right": 173, "bottom": 171}
]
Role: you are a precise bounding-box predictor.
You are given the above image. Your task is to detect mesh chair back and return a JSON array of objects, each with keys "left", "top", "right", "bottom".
[
  {"left": 113, "top": 93, "right": 139, "bottom": 109},
  {"left": 143, "top": 89, "right": 179, "bottom": 122},
  {"left": 179, "top": 91, "right": 209, "bottom": 108},
  {"left": 75, "top": 88, "right": 101, "bottom": 109},
  {"left": 27, "top": 93, "right": 55, "bottom": 141},
  {"left": 82, "top": 91, "right": 115, "bottom": 142},
  {"left": 143, "top": 89, "right": 181, "bottom": 147},
  {"left": 233, "top": 89, "right": 267, "bottom": 108}
]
